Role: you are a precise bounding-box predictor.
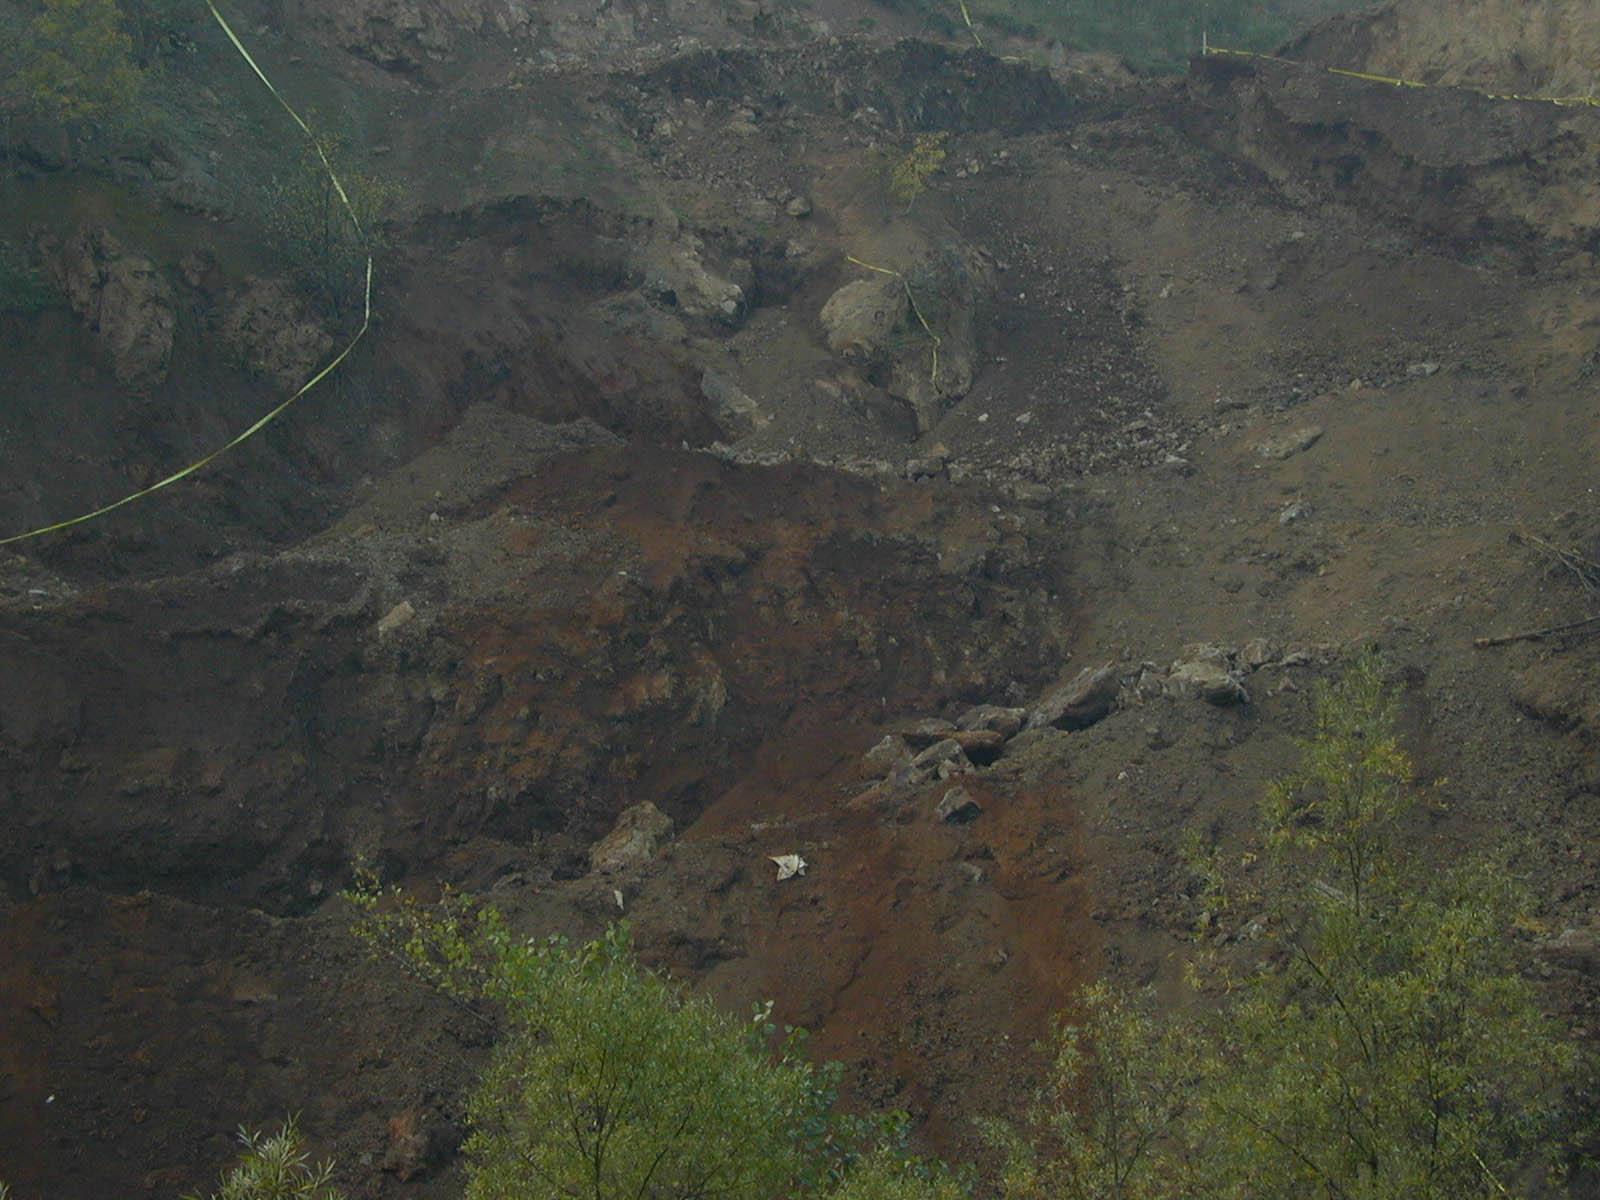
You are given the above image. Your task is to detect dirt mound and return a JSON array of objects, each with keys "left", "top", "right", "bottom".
[
  {"left": 1288, "top": 0, "right": 1600, "bottom": 96},
  {"left": 1183, "top": 50, "right": 1600, "bottom": 254}
]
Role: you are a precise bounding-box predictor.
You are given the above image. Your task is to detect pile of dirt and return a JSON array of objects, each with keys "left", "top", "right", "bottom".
[
  {"left": 1182, "top": 48, "right": 1600, "bottom": 255},
  {"left": 1287, "top": 0, "right": 1600, "bottom": 96}
]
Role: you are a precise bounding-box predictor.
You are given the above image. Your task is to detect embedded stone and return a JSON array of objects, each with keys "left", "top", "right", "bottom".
[
  {"left": 588, "top": 801, "right": 673, "bottom": 873},
  {"left": 936, "top": 786, "right": 983, "bottom": 824},
  {"left": 1027, "top": 664, "right": 1119, "bottom": 731}
]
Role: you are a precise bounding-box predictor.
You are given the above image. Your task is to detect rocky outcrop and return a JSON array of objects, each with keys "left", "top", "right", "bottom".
[
  {"left": 1186, "top": 46, "right": 1600, "bottom": 251},
  {"left": 1131, "top": 641, "right": 1335, "bottom": 707},
  {"left": 636, "top": 234, "right": 749, "bottom": 326},
  {"left": 50, "top": 226, "right": 176, "bottom": 387},
  {"left": 589, "top": 801, "right": 674, "bottom": 872},
  {"left": 283, "top": 0, "right": 830, "bottom": 77},
  {"left": 854, "top": 640, "right": 1342, "bottom": 805},
  {"left": 700, "top": 368, "right": 767, "bottom": 440},
  {"left": 1027, "top": 664, "right": 1120, "bottom": 731},
  {"left": 219, "top": 276, "right": 337, "bottom": 392}
]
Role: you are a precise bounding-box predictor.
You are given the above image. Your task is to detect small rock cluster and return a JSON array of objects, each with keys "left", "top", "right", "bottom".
[
  {"left": 858, "top": 703, "right": 1029, "bottom": 796},
  {"left": 854, "top": 666, "right": 1118, "bottom": 816},
  {"left": 1131, "top": 639, "right": 1333, "bottom": 708},
  {"left": 858, "top": 641, "right": 1335, "bottom": 821}
]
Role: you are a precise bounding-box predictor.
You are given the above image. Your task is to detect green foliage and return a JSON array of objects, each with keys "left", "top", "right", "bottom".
[
  {"left": 182, "top": 1118, "right": 343, "bottom": 1200},
  {"left": 1187, "top": 861, "right": 1572, "bottom": 1199},
  {"left": 830, "top": 1146, "right": 972, "bottom": 1200},
  {"left": 995, "top": 653, "right": 1578, "bottom": 1200},
  {"left": 0, "top": 237, "right": 55, "bottom": 314},
  {"left": 4, "top": 0, "right": 141, "bottom": 121},
  {"left": 262, "top": 135, "right": 398, "bottom": 319},
  {"left": 466, "top": 926, "right": 825, "bottom": 1200},
  {"left": 349, "top": 882, "right": 907, "bottom": 1200},
  {"left": 1258, "top": 650, "right": 1411, "bottom": 909},
  {"left": 888, "top": 132, "right": 948, "bottom": 215},
  {"left": 981, "top": 982, "right": 1196, "bottom": 1200}
]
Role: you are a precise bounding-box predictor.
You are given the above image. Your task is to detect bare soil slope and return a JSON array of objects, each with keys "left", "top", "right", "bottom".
[
  {"left": 1289, "top": 0, "right": 1600, "bottom": 96},
  {"left": 4, "top": 2, "right": 1600, "bottom": 1196}
]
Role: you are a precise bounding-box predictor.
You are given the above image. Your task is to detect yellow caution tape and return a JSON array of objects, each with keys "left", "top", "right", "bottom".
[
  {"left": 955, "top": 0, "right": 982, "bottom": 50},
  {"left": 844, "top": 254, "right": 943, "bottom": 390},
  {"left": 1204, "top": 43, "right": 1600, "bottom": 109},
  {"left": 0, "top": 1, "right": 374, "bottom": 547},
  {"left": 1327, "top": 66, "right": 1426, "bottom": 89}
]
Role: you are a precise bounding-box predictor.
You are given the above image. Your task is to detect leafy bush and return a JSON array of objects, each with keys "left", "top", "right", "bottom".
[
  {"left": 993, "top": 653, "right": 1578, "bottom": 1199},
  {"left": 888, "top": 132, "right": 948, "bottom": 214},
  {"left": 349, "top": 885, "right": 928, "bottom": 1200},
  {"left": 982, "top": 981, "right": 1197, "bottom": 1200},
  {"left": 2, "top": 0, "right": 141, "bottom": 121},
  {"left": 261, "top": 135, "right": 398, "bottom": 320},
  {"left": 183, "top": 1119, "right": 343, "bottom": 1200},
  {"left": 830, "top": 1147, "right": 973, "bottom": 1200}
]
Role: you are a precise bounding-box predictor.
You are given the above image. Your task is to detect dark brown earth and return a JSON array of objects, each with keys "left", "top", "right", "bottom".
[{"left": 5, "top": 1, "right": 1600, "bottom": 1195}]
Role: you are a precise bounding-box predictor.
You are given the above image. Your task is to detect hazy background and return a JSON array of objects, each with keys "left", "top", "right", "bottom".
[{"left": 882, "top": 0, "right": 1379, "bottom": 71}]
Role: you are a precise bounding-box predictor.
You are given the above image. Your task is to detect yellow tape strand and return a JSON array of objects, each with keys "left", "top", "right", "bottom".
[
  {"left": 1204, "top": 43, "right": 1600, "bottom": 109},
  {"left": 845, "top": 254, "right": 943, "bottom": 390},
  {"left": 0, "top": 2, "right": 373, "bottom": 547},
  {"left": 955, "top": 0, "right": 982, "bottom": 49}
]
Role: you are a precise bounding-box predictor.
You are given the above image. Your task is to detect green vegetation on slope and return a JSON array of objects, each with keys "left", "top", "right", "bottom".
[
  {"left": 0, "top": 0, "right": 141, "bottom": 121},
  {"left": 990, "top": 653, "right": 1579, "bottom": 1198},
  {"left": 183, "top": 1120, "right": 343, "bottom": 1200},
  {"left": 349, "top": 887, "right": 965, "bottom": 1200},
  {"left": 184, "top": 653, "right": 1582, "bottom": 1198}
]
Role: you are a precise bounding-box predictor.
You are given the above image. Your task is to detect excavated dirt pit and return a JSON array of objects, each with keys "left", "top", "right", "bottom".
[{"left": 7, "top": 8, "right": 1600, "bottom": 1196}]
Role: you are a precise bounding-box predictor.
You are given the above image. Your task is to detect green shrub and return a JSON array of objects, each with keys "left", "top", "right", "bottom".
[
  {"left": 994, "top": 653, "right": 1578, "bottom": 1199},
  {"left": 348, "top": 886, "right": 916, "bottom": 1200},
  {"left": 261, "top": 135, "right": 398, "bottom": 319},
  {"left": 830, "top": 1147, "right": 972, "bottom": 1200},
  {"left": 888, "top": 132, "right": 948, "bottom": 215},
  {"left": 3, "top": 0, "right": 141, "bottom": 121},
  {"left": 183, "top": 1118, "right": 343, "bottom": 1200},
  {"left": 982, "top": 981, "right": 1196, "bottom": 1200}
]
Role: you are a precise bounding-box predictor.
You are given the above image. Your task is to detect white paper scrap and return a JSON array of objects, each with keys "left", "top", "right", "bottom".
[{"left": 769, "top": 853, "right": 807, "bottom": 881}]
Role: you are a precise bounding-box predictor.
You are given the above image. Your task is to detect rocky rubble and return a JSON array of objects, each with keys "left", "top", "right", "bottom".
[{"left": 857, "top": 641, "right": 1338, "bottom": 810}]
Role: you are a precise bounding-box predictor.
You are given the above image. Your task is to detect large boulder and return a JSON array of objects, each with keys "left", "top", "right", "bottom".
[
  {"left": 1027, "top": 664, "right": 1120, "bottom": 731},
  {"left": 588, "top": 801, "right": 674, "bottom": 873},
  {"left": 636, "top": 235, "right": 748, "bottom": 326},
  {"left": 820, "top": 275, "right": 908, "bottom": 363},
  {"left": 819, "top": 249, "right": 987, "bottom": 434}
]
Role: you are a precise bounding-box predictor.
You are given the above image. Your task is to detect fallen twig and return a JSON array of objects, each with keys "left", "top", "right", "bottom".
[
  {"left": 1511, "top": 529, "right": 1600, "bottom": 594},
  {"left": 1474, "top": 614, "right": 1600, "bottom": 648}
]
